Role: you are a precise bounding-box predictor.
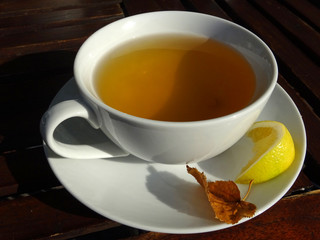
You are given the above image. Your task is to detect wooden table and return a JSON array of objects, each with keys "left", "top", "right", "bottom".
[{"left": 1, "top": 0, "right": 319, "bottom": 239}]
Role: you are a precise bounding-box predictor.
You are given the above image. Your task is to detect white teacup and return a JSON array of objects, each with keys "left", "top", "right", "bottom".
[{"left": 40, "top": 11, "right": 277, "bottom": 164}]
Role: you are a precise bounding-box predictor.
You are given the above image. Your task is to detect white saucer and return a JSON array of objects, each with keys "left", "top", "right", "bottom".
[{"left": 44, "top": 79, "right": 306, "bottom": 234}]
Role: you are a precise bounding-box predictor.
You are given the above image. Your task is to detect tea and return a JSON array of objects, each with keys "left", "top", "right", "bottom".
[{"left": 94, "top": 34, "right": 256, "bottom": 121}]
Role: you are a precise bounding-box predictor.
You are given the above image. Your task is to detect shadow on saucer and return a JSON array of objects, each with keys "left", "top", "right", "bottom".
[{"left": 145, "top": 165, "right": 214, "bottom": 221}]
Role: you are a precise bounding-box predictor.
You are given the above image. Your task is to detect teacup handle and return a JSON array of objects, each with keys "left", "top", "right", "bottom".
[{"left": 40, "top": 99, "right": 129, "bottom": 159}]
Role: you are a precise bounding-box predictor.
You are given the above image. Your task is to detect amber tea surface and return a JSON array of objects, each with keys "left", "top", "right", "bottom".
[{"left": 94, "top": 34, "right": 256, "bottom": 121}]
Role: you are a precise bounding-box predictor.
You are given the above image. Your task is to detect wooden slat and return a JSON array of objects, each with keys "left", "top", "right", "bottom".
[
  {"left": 0, "top": 52, "right": 74, "bottom": 151},
  {"left": 0, "top": 4, "right": 123, "bottom": 37},
  {"left": 0, "top": 108, "right": 59, "bottom": 152},
  {"left": 0, "top": 155, "right": 18, "bottom": 197},
  {"left": 0, "top": 0, "right": 122, "bottom": 18},
  {"left": 221, "top": 0, "right": 320, "bottom": 112},
  {"left": 0, "top": 19, "right": 123, "bottom": 64},
  {"left": 187, "top": 0, "right": 232, "bottom": 19},
  {"left": 0, "top": 148, "right": 60, "bottom": 197},
  {"left": 0, "top": 0, "right": 124, "bottom": 64},
  {"left": 280, "top": 0, "right": 320, "bottom": 30},
  {"left": 253, "top": 0, "right": 320, "bottom": 62},
  {"left": 124, "top": 192, "right": 320, "bottom": 240},
  {"left": 0, "top": 188, "right": 120, "bottom": 240},
  {"left": 150, "top": 0, "right": 186, "bottom": 11},
  {"left": 0, "top": 24, "right": 92, "bottom": 55},
  {"left": 123, "top": 0, "right": 186, "bottom": 15},
  {"left": 277, "top": 74, "right": 320, "bottom": 168},
  {"left": 122, "top": 0, "right": 162, "bottom": 15},
  {"left": 287, "top": 172, "right": 314, "bottom": 195}
]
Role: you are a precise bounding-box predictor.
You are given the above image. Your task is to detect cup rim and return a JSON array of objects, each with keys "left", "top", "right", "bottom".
[{"left": 74, "top": 11, "right": 278, "bottom": 127}]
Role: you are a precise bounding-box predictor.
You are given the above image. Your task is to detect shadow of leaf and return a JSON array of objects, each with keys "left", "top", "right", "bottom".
[{"left": 145, "top": 165, "right": 214, "bottom": 221}]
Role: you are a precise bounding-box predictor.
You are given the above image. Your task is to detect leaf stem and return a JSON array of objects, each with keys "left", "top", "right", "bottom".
[{"left": 242, "top": 179, "right": 254, "bottom": 201}]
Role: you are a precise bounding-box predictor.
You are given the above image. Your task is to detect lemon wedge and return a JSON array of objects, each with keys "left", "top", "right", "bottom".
[{"left": 236, "top": 121, "right": 295, "bottom": 184}]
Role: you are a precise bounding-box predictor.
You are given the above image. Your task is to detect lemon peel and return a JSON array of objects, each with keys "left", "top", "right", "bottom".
[{"left": 236, "top": 121, "right": 295, "bottom": 184}]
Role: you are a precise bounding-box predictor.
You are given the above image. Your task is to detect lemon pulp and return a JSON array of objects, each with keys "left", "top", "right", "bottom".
[{"left": 236, "top": 121, "right": 295, "bottom": 184}]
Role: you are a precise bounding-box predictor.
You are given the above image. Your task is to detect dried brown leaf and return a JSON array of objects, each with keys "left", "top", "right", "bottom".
[{"left": 187, "top": 165, "right": 256, "bottom": 224}]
